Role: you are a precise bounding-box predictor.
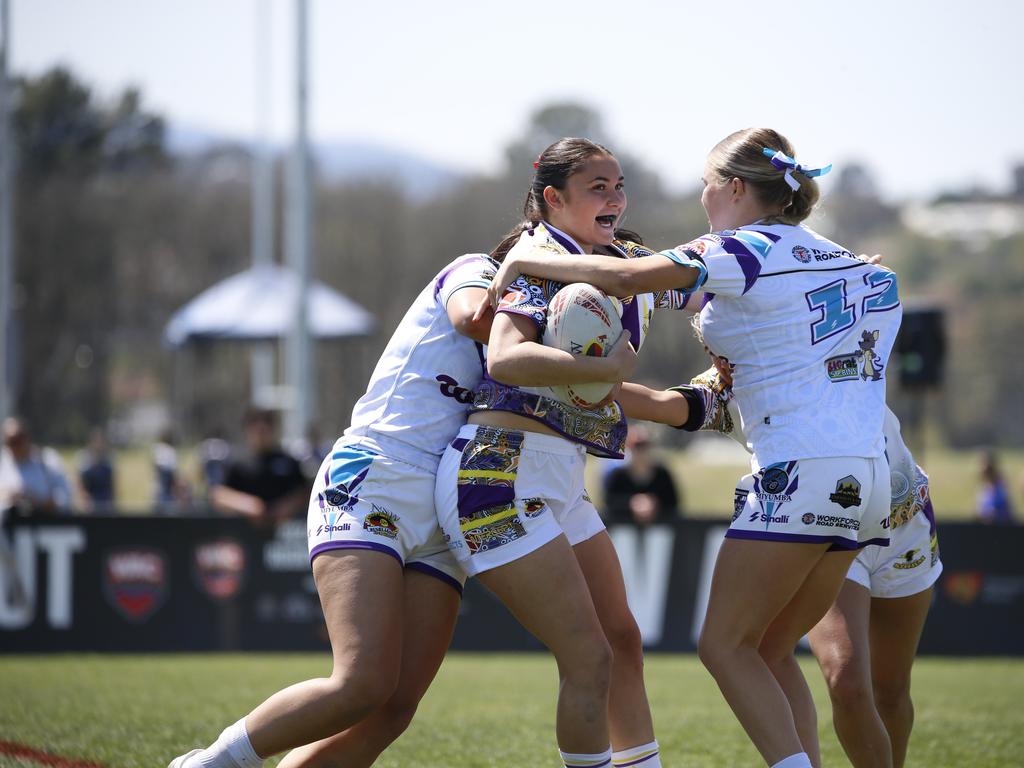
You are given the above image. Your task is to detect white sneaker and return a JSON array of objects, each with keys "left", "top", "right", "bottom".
[{"left": 167, "top": 748, "right": 203, "bottom": 768}]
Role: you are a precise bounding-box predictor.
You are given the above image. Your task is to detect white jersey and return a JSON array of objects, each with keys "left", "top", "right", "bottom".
[
  {"left": 666, "top": 223, "right": 902, "bottom": 466},
  {"left": 343, "top": 254, "right": 496, "bottom": 470}
]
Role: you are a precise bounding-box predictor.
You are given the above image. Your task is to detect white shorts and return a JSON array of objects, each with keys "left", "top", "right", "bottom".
[
  {"left": 728, "top": 456, "right": 890, "bottom": 550},
  {"left": 435, "top": 424, "right": 605, "bottom": 577},
  {"left": 307, "top": 441, "right": 465, "bottom": 592},
  {"left": 848, "top": 498, "right": 942, "bottom": 598}
]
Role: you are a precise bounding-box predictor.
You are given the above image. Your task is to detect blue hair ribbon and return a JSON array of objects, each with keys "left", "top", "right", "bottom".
[{"left": 762, "top": 147, "right": 832, "bottom": 191}]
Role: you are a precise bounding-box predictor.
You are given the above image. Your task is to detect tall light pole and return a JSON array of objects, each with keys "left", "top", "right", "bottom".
[
  {"left": 250, "top": 0, "right": 275, "bottom": 405},
  {"left": 285, "top": 0, "right": 313, "bottom": 443},
  {"left": 0, "top": 0, "right": 13, "bottom": 422}
]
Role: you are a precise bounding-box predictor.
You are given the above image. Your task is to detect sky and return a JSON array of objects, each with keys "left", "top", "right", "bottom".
[{"left": 10, "top": 0, "right": 1024, "bottom": 201}]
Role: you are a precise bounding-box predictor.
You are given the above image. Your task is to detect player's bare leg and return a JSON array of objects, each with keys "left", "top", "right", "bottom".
[
  {"left": 574, "top": 531, "right": 661, "bottom": 766},
  {"left": 698, "top": 538, "right": 854, "bottom": 766},
  {"left": 760, "top": 549, "right": 864, "bottom": 768},
  {"left": 242, "top": 550, "right": 405, "bottom": 756},
  {"left": 172, "top": 550, "right": 405, "bottom": 767},
  {"left": 869, "top": 587, "right": 932, "bottom": 767},
  {"left": 277, "top": 567, "right": 461, "bottom": 767},
  {"left": 808, "top": 580, "right": 893, "bottom": 768},
  {"left": 478, "top": 534, "right": 612, "bottom": 758}
]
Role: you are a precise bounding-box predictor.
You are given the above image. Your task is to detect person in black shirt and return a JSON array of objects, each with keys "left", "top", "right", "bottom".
[
  {"left": 212, "top": 407, "right": 309, "bottom": 524},
  {"left": 603, "top": 424, "right": 680, "bottom": 526}
]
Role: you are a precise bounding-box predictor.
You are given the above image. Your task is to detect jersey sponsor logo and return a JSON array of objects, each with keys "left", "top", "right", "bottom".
[
  {"left": 194, "top": 539, "right": 246, "bottom": 600},
  {"left": 315, "top": 521, "right": 352, "bottom": 536},
  {"left": 829, "top": 475, "right": 863, "bottom": 509},
  {"left": 826, "top": 353, "right": 860, "bottom": 382},
  {"left": 797, "top": 246, "right": 855, "bottom": 262},
  {"left": 436, "top": 374, "right": 474, "bottom": 404},
  {"left": 748, "top": 510, "right": 790, "bottom": 525},
  {"left": 809, "top": 513, "right": 861, "bottom": 530},
  {"left": 363, "top": 505, "right": 400, "bottom": 539},
  {"left": 893, "top": 548, "right": 926, "bottom": 570},
  {"left": 103, "top": 548, "right": 168, "bottom": 622}
]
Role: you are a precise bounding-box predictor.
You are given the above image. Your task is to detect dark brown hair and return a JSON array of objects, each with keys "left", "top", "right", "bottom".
[{"left": 491, "top": 137, "right": 641, "bottom": 261}]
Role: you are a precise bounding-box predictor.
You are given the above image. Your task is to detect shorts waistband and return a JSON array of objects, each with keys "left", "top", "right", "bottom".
[{"left": 454, "top": 423, "right": 585, "bottom": 458}]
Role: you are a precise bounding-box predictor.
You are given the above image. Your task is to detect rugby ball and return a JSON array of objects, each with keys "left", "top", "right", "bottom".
[{"left": 542, "top": 283, "right": 624, "bottom": 408}]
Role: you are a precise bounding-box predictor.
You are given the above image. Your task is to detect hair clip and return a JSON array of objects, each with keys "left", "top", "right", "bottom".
[{"left": 762, "top": 147, "right": 832, "bottom": 190}]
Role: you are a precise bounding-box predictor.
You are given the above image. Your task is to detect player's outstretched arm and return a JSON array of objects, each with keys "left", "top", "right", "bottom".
[{"left": 476, "top": 251, "right": 702, "bottom": 317}]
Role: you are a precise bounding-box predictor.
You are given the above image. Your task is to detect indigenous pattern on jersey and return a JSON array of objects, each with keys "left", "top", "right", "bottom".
[
  {"left": 664, "top": 223, "right": 902, "bottom": 466},
  {"left": 342, "top": 253, "right": 496, "bottom": 471},
  {"left": 436, "top": 424, "right": 599, "bottom": 576},
  {"left": 848, "top": 498, "right": 941, "bottom": 598},
  {"left": 881, "top": 406, "right": 931, "bottom": 529},
  {"left": 472, "top": 223, "right": 679, "bottom": 459}
]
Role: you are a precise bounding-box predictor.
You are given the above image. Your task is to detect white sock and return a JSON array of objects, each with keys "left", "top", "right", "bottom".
[
  {"left": 612, "top": 740, "right": 661, "bottom": 767},
  {"left": 186, "top": 718, "right": 265, "bottom": 768},
  {"left": 560, "top": 746, "right": 613, "bottom": 767},
  {"left": 770, "top": 754, "right": 813, "bottom": 768}
]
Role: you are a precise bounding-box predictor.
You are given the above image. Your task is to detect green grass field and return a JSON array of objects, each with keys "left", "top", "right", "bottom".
[{"left": 1, "top": 653, "right": 1022, "bottom": 767}]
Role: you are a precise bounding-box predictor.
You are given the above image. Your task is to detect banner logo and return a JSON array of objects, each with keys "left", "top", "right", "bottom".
[
  {"left": 194, "top": 539, "right": 246, "bottom": 600},
  {"left": 103, "top": 548, "right": 168, "bottom": 622}
]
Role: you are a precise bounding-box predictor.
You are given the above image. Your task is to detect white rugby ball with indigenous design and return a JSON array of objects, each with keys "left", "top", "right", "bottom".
[{"left": 542, "top": 283, "right": 624, "bottom": 408}]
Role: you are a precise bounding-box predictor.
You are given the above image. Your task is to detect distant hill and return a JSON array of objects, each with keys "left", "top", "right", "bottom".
[{"left": 166, "top": 123, "right": 464, "bottom": 199}]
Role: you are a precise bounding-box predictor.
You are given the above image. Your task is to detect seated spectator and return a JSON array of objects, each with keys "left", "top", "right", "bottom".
[
  {"left": 0, "top": 417, "right": 73, "bottom": 514},
  {"left": 602, "top": 424, "right": 680, "bottom": 526},
  {"left": 76, "top": 426, "right": 116, "bottom": 513},
  {"left": 977, "top": 449, "right": 1015, "bottom": 524},
  {"left": 212, "top": 407, "right": 308, "bottom": 525}
]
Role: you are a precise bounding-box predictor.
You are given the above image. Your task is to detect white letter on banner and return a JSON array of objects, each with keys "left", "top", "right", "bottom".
[
  {"left": 609, "top": 525, "right": 674, "bottom": 646},
  {"left": 691, "top": 525, "right": 729, "bottom": 647},
  {"left": 36, "top": 527, "right": 85, "bottom": 629},
  {"left": 0, "top": 528, "right": 36, "bottom": 629}
]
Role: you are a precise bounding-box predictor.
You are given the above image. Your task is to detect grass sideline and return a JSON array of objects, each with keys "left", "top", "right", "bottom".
[{"left": 0, "top": 653, "right": 1022, "bottom": 767}]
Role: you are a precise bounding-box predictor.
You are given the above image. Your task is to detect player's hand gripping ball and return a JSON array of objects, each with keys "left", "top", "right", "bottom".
[{"left": 542, "top": 283, "right": 624, "bottom": 408}]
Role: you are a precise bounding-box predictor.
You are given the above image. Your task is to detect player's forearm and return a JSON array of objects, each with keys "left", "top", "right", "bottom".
[
  {"left": 488, "top": 342, "right": 622, "bottom": 386},
  {"left": 618, "top": 382, "right": 689, "bottom": 425}
]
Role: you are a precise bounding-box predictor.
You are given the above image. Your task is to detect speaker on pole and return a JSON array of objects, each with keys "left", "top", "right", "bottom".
[{"left": 897, "top": 307, "right": 946, "bottom": 390}]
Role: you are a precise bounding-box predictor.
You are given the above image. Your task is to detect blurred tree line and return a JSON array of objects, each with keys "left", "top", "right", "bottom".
[{"left": 6, "top": 67, "right": 1024, "bottom": 448}]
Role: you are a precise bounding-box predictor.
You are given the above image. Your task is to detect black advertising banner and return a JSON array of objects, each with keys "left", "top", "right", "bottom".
[{"left": 2, "top": 515, "right": 1023, "bottom": 655}]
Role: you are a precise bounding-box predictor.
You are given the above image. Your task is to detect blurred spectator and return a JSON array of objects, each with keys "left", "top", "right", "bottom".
[
  {"left": 976, "top": 449, "right": 1015, "bottom": 524},
  {"left": 212, "top": 407, "right": 308, "bottom": 525},
  {"left": 0, "top": 417, "right": 73, "bottom": 514},
  {"left": 198, "top": 427, "right": 232, "bottom": 498},
  {"left": 602, "top": 424, "right": 680, "bottom": 526},
  {"left": 290, "top": 422, "right": 332, "bottom": 481},
  {"left": 153, "top": 429, "right": 191, "bottom": 513},
  {"left": 76, "top": 426, "right": 116, "bottom": 513}
]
